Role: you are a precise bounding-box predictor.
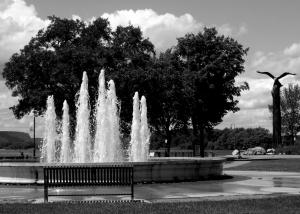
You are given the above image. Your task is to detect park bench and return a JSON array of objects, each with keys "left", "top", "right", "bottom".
[{"left": 43, "top": 165, "right": 134, "bottom": 202}]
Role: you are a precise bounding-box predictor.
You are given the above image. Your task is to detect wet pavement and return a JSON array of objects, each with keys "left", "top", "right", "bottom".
[{"left": 0, "top": 168, "right": 300, "bottom": 203}]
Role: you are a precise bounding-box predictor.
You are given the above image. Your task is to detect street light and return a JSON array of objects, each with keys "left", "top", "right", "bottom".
[{"left": 30, "top": 110, "right": 37, "bottom": 159}]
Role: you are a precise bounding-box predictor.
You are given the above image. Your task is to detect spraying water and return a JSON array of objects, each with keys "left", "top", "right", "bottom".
[
  {"left": 94, "top": 69, "right": 108, "bottom": 162},
  {"left": 60, "top": 100, "right": 71, "bottom": 163},
  {"left": 128, "top": 92, "right": 142, "bottom": 161},
  {"left": 107, "top": 80, "right": 123, "bottom": 162},
  {"left": 41, "top": 95, "right": 57, "bottom": 163},
  {"left": 73, "top": 72, "right": 91, "bottom": 163},
  {"left": 94, "top": 70, "right": 123, "bottom": 162},
  {"left": 42, "top": 70, "right": 150, "bottom": 163},
  {"left": 140, "top": 96, "right": 150, "bottom": 161}
]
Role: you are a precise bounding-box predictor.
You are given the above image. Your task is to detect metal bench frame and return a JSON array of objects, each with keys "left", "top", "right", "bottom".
[{"left": 43, "top": 165, "right": 134, "bottom": 202}]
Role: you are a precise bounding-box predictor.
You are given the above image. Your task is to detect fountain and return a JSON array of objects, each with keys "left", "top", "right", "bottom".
[
  {"left": 140, "top": 96, "right": 150, "bottom": 161},
  {"left": 128, "top": 92, "right": 142, "bottom": 161},
  {"left": 0, "top": 70, "right": 224, "bottom": 184},
  {"left": 60, "top": 100, "right": 71, "bottom": 163},
  {"left": 128, "top": 92, "right": 150, "bottom": 162},
  {"left": 40, "top": 96, "right": 57, "bottom": 163},
  {"left": 40, "top": 70, "right": 148, "bottom": 163},
  {"left": 105, "top": 80, "right": 123, "bottom": 162},
  {"left": 73, "top": 72, "right": 91, "bottom": 163},
  {"left": 93, "top": 69, "right": 108, "bottom": 162}
]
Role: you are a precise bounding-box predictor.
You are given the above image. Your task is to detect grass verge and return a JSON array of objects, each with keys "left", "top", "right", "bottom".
[
  {"left": 0, "top": 195, "right": 300, "bottom": 214},
  {"left": 227, "top": 158, "right": 300, "bottom": 172}
]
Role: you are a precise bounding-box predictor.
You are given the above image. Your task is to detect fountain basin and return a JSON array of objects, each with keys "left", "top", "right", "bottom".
[{"left": 0, "top": 157, "right": 224, "bottom": 184}]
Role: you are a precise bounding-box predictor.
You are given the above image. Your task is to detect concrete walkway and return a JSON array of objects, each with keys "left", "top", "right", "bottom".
[
  {"left": 225, "top": 154, "right": 300, "bottom": 160},
  {"left": 0, "top": 168, "right": 300, "bottom": 203}
]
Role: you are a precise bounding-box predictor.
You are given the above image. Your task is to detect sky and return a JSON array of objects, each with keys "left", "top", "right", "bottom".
[{"left": 0, "top": 0, "right": 300, "bottom": 137}]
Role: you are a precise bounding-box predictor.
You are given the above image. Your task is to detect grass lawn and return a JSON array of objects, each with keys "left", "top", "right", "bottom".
[
  {"left": 227, "top": 158, "right": 300, "bottom": 172},
  {"left": 0, "top": 195, "right": 300, "bottom": 214}
]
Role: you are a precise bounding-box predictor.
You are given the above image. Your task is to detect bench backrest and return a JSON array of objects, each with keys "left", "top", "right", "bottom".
[{"left": 44, "top": 165, "right": 134, "bottom": 187}]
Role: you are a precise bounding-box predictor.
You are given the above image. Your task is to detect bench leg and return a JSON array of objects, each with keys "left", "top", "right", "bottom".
[
  {"left": 131, "top": 168, "right": 134, "bottom": 201},
  {"left": 44, "top": 186, "right": 48, "bottom": 203},
  {"left": 131, "top": 183, "right": 134, "bottom": 201}
]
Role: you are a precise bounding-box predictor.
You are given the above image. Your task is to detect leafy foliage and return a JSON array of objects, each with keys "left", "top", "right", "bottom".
[
  {"left": 174, "top": 28, "right": 249, "bottom": 156},
  {"left": 280, "top": 84, "right": 300, "bottom": 144},
  {"left": 2, "top": 17, "right": 154, "bottom": 122},
  {"left": 207, "top": 127, "right": 272, "bottom": 150}
]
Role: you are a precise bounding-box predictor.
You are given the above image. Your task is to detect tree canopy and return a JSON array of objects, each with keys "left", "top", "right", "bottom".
[
  {"left": 173, "top": 28, "right": 249, "bottom": 156},
  {"left": 3, "top": 16, "right": 154, "bottom": 121}
]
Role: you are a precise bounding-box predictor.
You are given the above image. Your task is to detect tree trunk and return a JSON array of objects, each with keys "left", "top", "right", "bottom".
[
  {"left": 199, "top": 123, "right": 205, "bottom": 157},
  {"left": 192, "top": 115, "right": 198, "bottom": 157},
  {"left": 291, "top": 132, "right": 295, "bottom": 145},
  {"left": 165, "top": 129, "right": 172, "bottom": 157}
]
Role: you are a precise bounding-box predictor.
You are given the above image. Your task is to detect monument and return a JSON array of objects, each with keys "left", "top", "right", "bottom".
[{"left": 257, "top": 71, "right": 296, "bottom": 147}]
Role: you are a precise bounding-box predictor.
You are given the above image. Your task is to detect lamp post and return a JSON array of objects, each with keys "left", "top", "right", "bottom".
[
  {"left": 30, "top": 110, "right": 37, "bottom": 159},
  {"left": 33, "top": 114, "right": 36, "bottom": 158}
]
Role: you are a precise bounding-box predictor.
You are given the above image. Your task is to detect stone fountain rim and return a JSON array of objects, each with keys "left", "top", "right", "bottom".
[{"left": 0, "top": 157, "right": 225, "bottom": 166}]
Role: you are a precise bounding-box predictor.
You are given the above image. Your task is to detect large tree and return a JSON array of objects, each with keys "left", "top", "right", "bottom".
[
  {"left": 111, "top": 49, "right": 189, "bottom": 156},
  {"left": 174, "top": 28, "right": 249, "bottom": 156},
  {"left": 3, "top": 16, "right": 111, "bottom": 120},
  {"left": 108, "top": 25, "right": 155, "bottom": 129},
  {"left": 146, "top": 50, "right": 189, "bottom": 156},
  {"left": 3, "top": 16, "right": 154, "bottom": 124}
]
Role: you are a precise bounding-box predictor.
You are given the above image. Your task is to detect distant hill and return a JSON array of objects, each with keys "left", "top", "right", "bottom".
[{"left": 0, "top": 131, "right": 34, "bottom": 149}]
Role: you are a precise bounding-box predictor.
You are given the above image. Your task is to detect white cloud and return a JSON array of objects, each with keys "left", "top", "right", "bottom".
[
  {"left": 237, "top": 78, "right": 273, "bottom": 110},
  {"left": 0, "top": 0, "right": 49, "bottom": 63},
  {"left": 101, "top": 9, "right": 246, "bottom": 52},
  {"left": 216, "top": 77, "right": 274, "bottom": 130},
  {"left": 101, "top": 9, "right": 202, "bottom": 51},
  {"left": 217, "top": 23, "right": 247, "bottom": 37},
  {"left": 284, "top": 43, "right": 300, "bottom": 57}
]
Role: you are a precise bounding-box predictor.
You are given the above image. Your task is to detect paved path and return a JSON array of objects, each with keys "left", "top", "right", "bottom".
[
  {"left": 226, "top": 154, "right": 300, "bottom": 160},
  {"left": 0, "top": 169, "right": 300, "bottom": 203}
]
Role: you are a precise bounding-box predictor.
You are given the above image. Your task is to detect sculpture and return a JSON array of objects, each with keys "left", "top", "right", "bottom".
[{"left": 257, "top": 71, "right": 296, "bottom": 147}]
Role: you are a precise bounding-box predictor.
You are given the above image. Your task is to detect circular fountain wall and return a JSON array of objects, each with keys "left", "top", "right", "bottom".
[{"left": 0, "top": 157, "right": 224, "bottom": 184}]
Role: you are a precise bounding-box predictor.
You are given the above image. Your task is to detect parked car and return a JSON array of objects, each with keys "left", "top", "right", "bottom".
[{"left": 242, "top": 147, "right": 266, "bottom": 155}]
